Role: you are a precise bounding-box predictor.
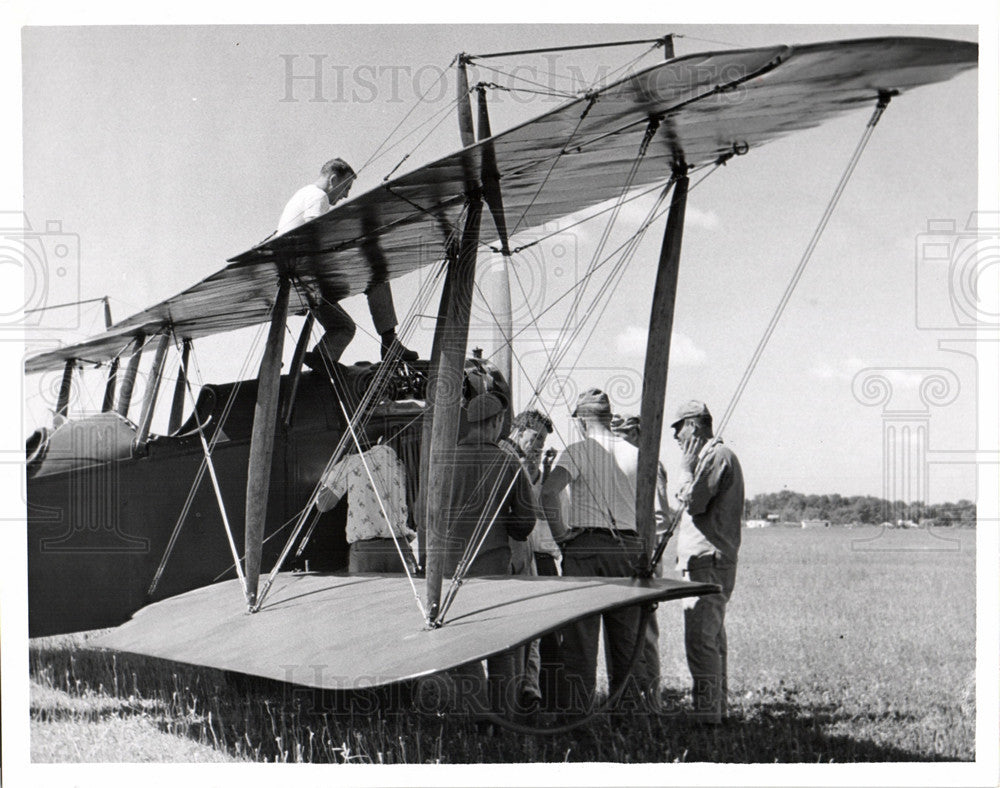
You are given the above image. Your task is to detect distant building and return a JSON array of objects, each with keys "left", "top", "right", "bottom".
[
  {"left": 746, "top": 519, "right": 769, "bottom": 529},
  {"left": 766, "top": 513, "right": 780, "bottom": 522},
  {"left": 801, "top": 519, "right": 830, "bottom": 528}
]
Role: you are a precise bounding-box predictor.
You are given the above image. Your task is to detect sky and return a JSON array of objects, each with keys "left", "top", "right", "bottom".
[{"left": 12, "top": 21, "right": 994, "bottom": 510}]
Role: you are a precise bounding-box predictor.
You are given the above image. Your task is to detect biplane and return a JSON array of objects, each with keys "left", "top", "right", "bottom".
[{"left": 25, "top": 34, "right": 976, "bottom": 693}]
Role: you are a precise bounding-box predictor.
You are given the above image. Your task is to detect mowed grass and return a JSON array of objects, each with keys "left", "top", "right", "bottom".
[{"left": 29, "top": 525, "right": 976, "bottom": 762}]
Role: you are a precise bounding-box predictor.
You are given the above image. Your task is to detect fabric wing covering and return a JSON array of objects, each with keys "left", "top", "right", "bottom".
[
  {"left": 94, "top": 572, "right": 717, "bottom": 689},
  {"left": 26, "top": 36, "right": 976, "bottom": 373}
]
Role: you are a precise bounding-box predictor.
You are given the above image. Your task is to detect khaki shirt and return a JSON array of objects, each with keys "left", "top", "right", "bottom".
[{"left": 677, "top": 438, "right": 744, "bottom": 566}]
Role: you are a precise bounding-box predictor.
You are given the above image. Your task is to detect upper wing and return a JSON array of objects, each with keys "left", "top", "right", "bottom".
[
  {"left": 94, "top": 572, "right": 719, "bottom": 688},
  {"left": 26, "top": 37, "right": 976, "bottom": 374}
]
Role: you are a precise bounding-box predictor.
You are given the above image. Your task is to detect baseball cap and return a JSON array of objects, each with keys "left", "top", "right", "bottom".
[
  {"left": 466, "top": 392, "right": 506, "bottom": 423},
  {"left": 670, "top": 400, "right": 712, "bottom": 429},
  {"left": 572, "top": 388, "right": 611, "bottom": 417}
]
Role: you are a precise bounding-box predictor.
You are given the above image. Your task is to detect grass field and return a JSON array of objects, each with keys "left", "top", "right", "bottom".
[{"left": 28, "top": 525, "right": 976, "bottom": 763}]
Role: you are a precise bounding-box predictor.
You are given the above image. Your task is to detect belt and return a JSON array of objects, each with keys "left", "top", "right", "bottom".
[
  {"left": 683, "top": 551, "right": 733, "bottom": 572},
  {"left": 574, "top": 528, "right": 640, "bottom": 539}
]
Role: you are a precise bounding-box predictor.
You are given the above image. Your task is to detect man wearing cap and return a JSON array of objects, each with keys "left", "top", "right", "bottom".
[
  {"left": 501, "top": 409, "right": 559, "bottom": 711},
  {"left": 611, "top": 414, "right": 669, "bottom": 705},
  {"left": 442, "top": 392, "right": 536, "bottom": 716},
  {"left": 540, "top": 388, "right": 648, "bottom": 713},
  {"left": 671, "top": 400, "right": 744, "bottom": 725}
]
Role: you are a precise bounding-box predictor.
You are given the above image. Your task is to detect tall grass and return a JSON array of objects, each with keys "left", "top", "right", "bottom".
[{"left": 29, "top": 526, "right": 976, "bottom": 762}]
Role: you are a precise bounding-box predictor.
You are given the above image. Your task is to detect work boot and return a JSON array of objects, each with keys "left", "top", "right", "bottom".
[{"left": 380, "top": 330, "right": 418, "bottom": 362}]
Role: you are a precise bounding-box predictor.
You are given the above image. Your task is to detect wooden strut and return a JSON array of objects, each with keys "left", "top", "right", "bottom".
[
  {"left": 476, "top": 85, "right": 514, "bottom": 405},
  {"left": 135, "top": 333, "right": 170, "bottom": 447},
  {"left": 167, "top": 338, "right": 192, "bottom": 435},
  {"left": 423, "top": 195, "right": 483, "bottom": 623},
  {"left": 115, "top": 333, "right": 144, "bottom": 417},
  {"left": 423, "top": 58, "right": 487, "bottom": 621},
  {"left": 282, "top": 312, "right": 315, "bottom": 428},
  {"left": 418, "top": 57, "right": 479, "bottom": 581},
  {"left": 101, "top": 357, "right": 119, "bottom": 413},
  {"left": 55, "top": 360, "right": 74, "bottom": 421},
  {"left": 245, "top": 276, "right": 291, "bottom": 610},
  {"left": 636, "top": 172, "right": 689, "bottom": 559}
]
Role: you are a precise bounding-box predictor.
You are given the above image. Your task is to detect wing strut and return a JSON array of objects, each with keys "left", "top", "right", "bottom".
[
  {"left": 167, "top": 339, "right": 191, "bottom": 435},
  {"left": 423, "top": 194, "right": 483, "bottom": 624},
  {"left": 636, "top": 168, "right": 688, "bottom": 558},
  {"left": 282, "top": 312, "right": 314, "bottom": 428},
  {"left": 244, "top": 276, "right": 291, "bottom": 610},
  {"left": 422, "top": 60, "right": 488, "bottom": 622},
  {"left": 476, "top": 84, "right": 514, "bottom": 403},
  {"left": 55, "top": 360, "right": 74, "bottom": 421},
  {"left": 135, "top": 333, "right": 170, "bottom": 448},
  {"left": 101, "top": 357, "right": 119, "bottom": 412},
  {"left": 115, "top": 333, "right": 144, "bottom": 417}
]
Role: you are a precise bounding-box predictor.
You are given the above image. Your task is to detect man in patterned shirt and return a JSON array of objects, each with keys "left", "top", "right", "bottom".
[{"left": 317, "top": 440, "right": 416, "bottom": 573}]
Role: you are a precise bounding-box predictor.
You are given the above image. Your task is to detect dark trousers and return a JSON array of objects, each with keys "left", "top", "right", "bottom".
[
  {"left": 348, "top": 537, "right": 415, "bottom": 573},
  {"left": 533, "top": 551, "right": 562, "bottom": 708},
  {"left": 682, "top": 554, "right": 737, "bottom": 722},
  {"left": 557, "top": 530, "right": 650, "bottom": 713}
]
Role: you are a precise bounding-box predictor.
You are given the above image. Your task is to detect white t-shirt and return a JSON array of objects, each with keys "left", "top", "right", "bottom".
[
  {"left": 527, "top": 478, "right": 563, "bottom": 558},
  {"left": 556, "top": 432, "right": 638, "bottom": 532},
  {"left": 277, "top": 184, "right": 329, "bottom": 235}
]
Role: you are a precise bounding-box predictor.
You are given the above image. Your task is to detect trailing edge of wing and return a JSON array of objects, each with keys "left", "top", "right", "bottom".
[
  {"left": 26, "top": 37, "right": 976, "bottom": 374},
  {"left": 94, "top": 572, "right": 717, "bottom": 689}
]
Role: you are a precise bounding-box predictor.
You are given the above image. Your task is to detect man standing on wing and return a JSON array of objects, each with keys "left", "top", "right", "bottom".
[
  {"left": 277, "top": 157, "right": 418, "bottom": 366},
  {"left": 540, "top": 388, "right": 648, "bottom": 714},
  {"left": 671, "top": 400, "right": 744, "bottom": 725}
]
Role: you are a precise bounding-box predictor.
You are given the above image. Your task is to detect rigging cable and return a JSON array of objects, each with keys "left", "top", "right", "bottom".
[
  {"left": 717, "top": 91, "right": 896, "bottom": 436},
  {"left": 354, "top": 63, "right": 456, "bottom": 180},
  {"left": 645, "top": 92, "right": 896, "bottom": 577},
  {"left": 169, "top": 331, "right": 248, "bottom": 599},
  {"left": 434, "top": 453, "right": 518, "bottom": 625},
  {"left": 337, "top": 397, "right": 428, "bottom": 622},
  {"left": 147, "top": 323, "right": 268, "bottom": 595},
  {"left": 252, "top": 259, "right": 447, "bottom": 607}
]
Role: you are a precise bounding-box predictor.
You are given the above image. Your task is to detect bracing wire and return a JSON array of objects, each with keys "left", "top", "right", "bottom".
[
  {"left": 336, "top": 398, "right": 428, "bottom": 622},
  {"left": 647, "top": 94, "right": 895, "bottom": 577},
  {"left": 716, "top": 93, "right": 894, "bottom": 436},
  {"left": 147, "top": 323, "right": 268, "bottom": 595},
  {"left": 252, "top": 258, "right": 447, "bottom": 608}
]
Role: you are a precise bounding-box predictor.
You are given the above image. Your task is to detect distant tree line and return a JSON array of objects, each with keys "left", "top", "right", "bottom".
[{"left": 744, "top": 491, "right": 976, "bottom": 527}]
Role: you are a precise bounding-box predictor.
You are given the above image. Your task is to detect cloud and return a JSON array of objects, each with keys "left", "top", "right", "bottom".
[
  {"left": 557, "top": 191, "right": 720, "bottom": 239},
  {"left": 808, "top": 357, "right": 869, "bottom": 381},
  {"left": 615, "top": 325, "right": 706, "bottom": 365},
  {"left": 685, "top": 206, "right": 720, "bottom": 230}
]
